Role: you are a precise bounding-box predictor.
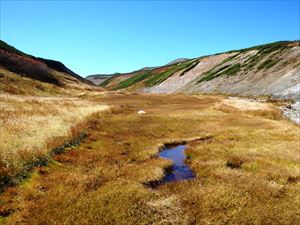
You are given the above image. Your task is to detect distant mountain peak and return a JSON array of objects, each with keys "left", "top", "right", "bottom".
[{"left": 165, "top": 58, "right": 190, "bottom": 66}]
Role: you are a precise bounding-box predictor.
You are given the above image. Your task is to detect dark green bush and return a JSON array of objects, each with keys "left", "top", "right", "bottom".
[
  {"left": 179, "top": 60, "right": 199, "bottom": 76},
  {"left": 257, "top": 59, "right": 280, "bottom": 70}
]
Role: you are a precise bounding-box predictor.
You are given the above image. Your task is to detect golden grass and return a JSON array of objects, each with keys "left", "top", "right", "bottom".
[
  {"left": 0, "top": 93, "right": 109, "bottom": 185},
  {"left": 215, "top": 97, "right": 283, "bottom": 120},
  {"left": 0, "top": 93, "right": 299, "bottom": 225}
]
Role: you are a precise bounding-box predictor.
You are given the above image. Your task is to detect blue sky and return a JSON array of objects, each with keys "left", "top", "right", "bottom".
[{"left": 1, "top": 0, "right": 299, "bottom": 76}]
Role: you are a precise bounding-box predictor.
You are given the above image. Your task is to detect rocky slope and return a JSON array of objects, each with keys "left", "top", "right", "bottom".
[{"left": 101, "top": 41, "right": 300, "bottom": 101}]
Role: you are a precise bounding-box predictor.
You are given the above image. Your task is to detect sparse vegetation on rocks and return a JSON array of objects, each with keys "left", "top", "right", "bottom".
[
  {"left": 179, "top": 60, "right": 199, "bottom": 76},
  {"left": 113, "top": 71, "right": 152, "bottom": 90},
  {"left": 146, "top": 61, "right": 195, "bottom": 87},
  {"left": 197, "top": 63, "right": 241, "bottom": 83},
  {"left": 257, "top": 58, "right": 280, "bottom": 70}
]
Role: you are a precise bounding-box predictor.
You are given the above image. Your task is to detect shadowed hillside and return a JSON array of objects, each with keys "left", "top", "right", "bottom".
[
  {"left": 0, "top": 40, "right": 106, "bottom": 194},
  {"left": 0, "top": 40, "right": 96, "bottom": 95}
]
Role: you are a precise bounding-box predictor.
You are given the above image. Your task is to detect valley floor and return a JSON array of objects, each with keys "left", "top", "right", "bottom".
[{"left": 1, "top": 93, "right": 299, "bottom": 225}]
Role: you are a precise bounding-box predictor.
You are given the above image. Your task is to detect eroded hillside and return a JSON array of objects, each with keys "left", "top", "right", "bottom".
[{"left": 102, "top": 41, "right": 300, "bottom": 100}]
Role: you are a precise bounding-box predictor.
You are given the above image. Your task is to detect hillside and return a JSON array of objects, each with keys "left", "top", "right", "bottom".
[
  {"left": 86, "top": 74, "right": 114, "bottom": 85},
  {"left": 1, "top": 40, "right": 300, "bottom": 224},
  {"left": 0, "top": 40, "right": 107, "bottom": 193},
  {"left": 101, "top": 41, "right": 300, "bottom": 101},
  {"left": 0, "top": 40, "right": 97, "bottom": 96},
  {"left": 165, "top": 58, "right": 189, "bottom": 65},
  {"left": 86, "top": 59, "right": 191, "bottom": 85}
]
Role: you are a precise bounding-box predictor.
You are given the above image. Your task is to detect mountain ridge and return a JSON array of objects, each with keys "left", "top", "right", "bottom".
[
  {"left": 100, "top": 40, "right": 300, "bottom": 101},
  {"left": 0, "top": 40, "right": 96, "bottom": 95}
]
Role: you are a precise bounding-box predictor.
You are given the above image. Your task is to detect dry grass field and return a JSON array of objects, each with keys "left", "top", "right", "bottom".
[
  {"left": 0, "top": 93, "right": 299, "bottom": 225},
  {"left": 0, "top": 93, "right": 109, "bottom": 189}
]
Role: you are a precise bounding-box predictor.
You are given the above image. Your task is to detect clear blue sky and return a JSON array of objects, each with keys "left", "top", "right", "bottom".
[{"left": 1, "top": 0, "right": 299, "bottom": 76}]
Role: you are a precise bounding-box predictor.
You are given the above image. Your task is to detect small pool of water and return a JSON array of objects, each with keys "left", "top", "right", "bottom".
[{"left": 159, "top": 144, "right": 195, "bottom": 184}]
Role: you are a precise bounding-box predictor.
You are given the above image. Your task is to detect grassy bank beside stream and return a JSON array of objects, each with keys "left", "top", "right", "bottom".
[
  {"left": 1, "top": 93, "right": 299, "bottom": 225},
  {"left": 0, "top": 94, "right": 109, "bottom": 191}
]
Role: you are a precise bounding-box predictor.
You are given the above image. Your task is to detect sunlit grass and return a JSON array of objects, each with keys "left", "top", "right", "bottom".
[
  {"left": 0, "top": 94, "right": 109, "bottom": 187},
  {"left": 1, "top": 93, "right": 299, "bottom": 225}
]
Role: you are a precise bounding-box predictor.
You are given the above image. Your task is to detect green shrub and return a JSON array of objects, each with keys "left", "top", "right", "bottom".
[
  {"left": 222, "top": 53, "right": 241, "bottom": 63},
  {"left": 257, "top": 59, "right": 280, "bottom": 70},
  {"left": 222, "top": 63, "right": 241, "bottom": 76},
  {"left": 197, "top": 64, "right": 231, "bottom": 82},
  {"left": 99, "top": 76, "right": 117, "bottom": 87},
  {"left": 146, "top": 61, "right": 194, "bottom": 87},
  {"left": 197, "top": 63, "right": 241, "bottom": 83},
  {"left": 113, "top": 71, "right": 152, "bottom": 90},
  {"left": 179, "top": 60, "right": 199, "bottom": 76},
  {"left": 223, "top": 41, "right": 292, "bottom": 54}
]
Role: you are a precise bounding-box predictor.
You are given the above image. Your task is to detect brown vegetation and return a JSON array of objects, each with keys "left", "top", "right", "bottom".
[
  {"left": 0, "top": 93, "right": 108, "bottom": 190},
  {"left": 0, "top": 49, "right": 60, "bottom": 85},
  {"left": 0, "top": 93, "right": 299, "bottom": 225}
]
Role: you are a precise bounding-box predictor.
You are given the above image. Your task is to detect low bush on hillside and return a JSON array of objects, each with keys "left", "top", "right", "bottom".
[
  {"left": 113, "top": 71, "right": 152, "bottom": 90},
  {"left": 222, "top": 63, "right": 241, "bottom": 76},
  {"left": 242, "top": 42, "right": 287, "bottom": 71},
  {"left": 197, "top": 64, "right": 230, "bottom": 82},
  {"left": 0, "top": 40, "right": 28, "bottom": 57},
  {"left": 197, "top": 63, "right": 241, "bottom": 83},
  {"left": 224, "top": 41, "right": 291, "bottom": 54},
  {"left": 146, "top": 61, "right": 195, "bottom": 86},
  {"left": 0, "top": 49, "right": 61, "bottom": 85},
  {"left": 257, "top": 59, "right": 280, "bottom": 70},
  {"left": 99, "top": 75, "right": 119, "bottom": 87},
  {"left": 256, "top": 41, "right": 289, "bottom": 55},
  {"left": 242, "top": 54, "right": 261, "bottom": 71},
  {"left": 222, "top": 53, "right": 241, "bottom": 63},
  {"left": 179, "top": 60, "right": 199, "bottom": 76},
  {"left": 197, "top": 41, "right": 292, "bottom": 83},
  {"left": 100, "top": 60, "right": 199, "bottom": 90}
]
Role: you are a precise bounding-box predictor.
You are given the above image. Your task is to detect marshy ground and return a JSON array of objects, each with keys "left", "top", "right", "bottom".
[{"left": 0, "top": 93, "right": 299, "bottom": 225}]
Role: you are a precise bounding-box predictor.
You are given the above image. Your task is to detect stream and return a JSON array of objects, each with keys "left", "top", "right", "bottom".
[{"left": 159, "top": 144, "right": 195, "bottom": 184}]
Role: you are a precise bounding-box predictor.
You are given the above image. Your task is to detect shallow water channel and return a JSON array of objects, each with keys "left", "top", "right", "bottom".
[{"left": 159, "top": 144, "right": 195, "bottom": 184}]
